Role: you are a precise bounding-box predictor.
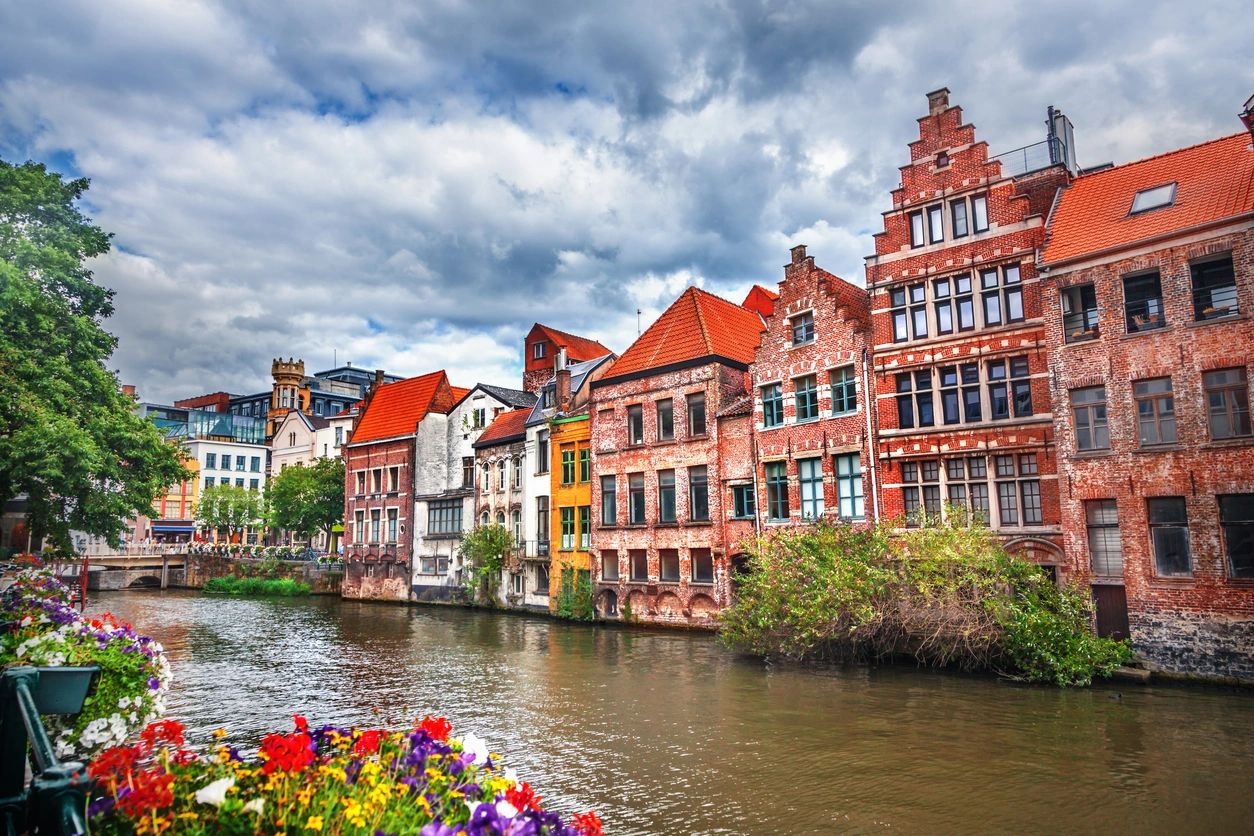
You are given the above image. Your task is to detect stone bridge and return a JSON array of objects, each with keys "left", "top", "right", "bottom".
[{"left": 58, "top": 553, "right": 187, "bottom": 590}]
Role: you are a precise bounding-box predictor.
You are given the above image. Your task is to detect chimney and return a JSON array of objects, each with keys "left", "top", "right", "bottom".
[
  {"left": 556, "top": 346, "right": 568, "bottom": 371},
  {"left": 121, "top": 384, "right": 137, "bottom": 398},
  {"left": 790, "top": 244, "right": 807, "bottom": 264},
  {"left": 556, "top": 367, "right": 572, "bottom": 412},
  {"left": 927, "top": 87, "right": 950, "bottom": 116},
  {"left": 1241, "top": 93, "right": 1254, "bottom": 141},
  {"left": 374, "top": 369, "right": 385, "bottom": 388}
]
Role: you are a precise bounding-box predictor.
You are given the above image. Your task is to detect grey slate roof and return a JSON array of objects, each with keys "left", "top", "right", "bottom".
[{"left": 475, "top": 383, "right": 537, "bottom": 409}]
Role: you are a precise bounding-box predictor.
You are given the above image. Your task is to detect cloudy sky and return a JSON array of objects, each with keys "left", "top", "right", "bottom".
[{"left": 2, "top": 1, "right": 1250, "bottom": 402}]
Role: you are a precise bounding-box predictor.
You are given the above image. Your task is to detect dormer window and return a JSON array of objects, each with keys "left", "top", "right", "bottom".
[
  {"left": 533, "top": 342, "right": 546, "bottom": 359},
  {"left": 1130, "top": 182, "right": 1176, "bottom": 214},
  {"left": 936, "top": 151, "right": 949, "bottom": 168},
  {"left": 542, "top": 386, "right": 555, "bottom": 409}
]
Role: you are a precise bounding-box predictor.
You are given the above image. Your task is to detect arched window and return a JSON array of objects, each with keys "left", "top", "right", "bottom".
[
  {"left": 480, "top": 511, "right": 489, "bottom": 528},
  {"left": 496, "top": 511, "right": 505, "bottom": 526}
]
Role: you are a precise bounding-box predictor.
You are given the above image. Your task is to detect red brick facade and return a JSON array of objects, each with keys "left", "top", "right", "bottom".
[
  {"left": 865, "top": 89, "right": 1067, "bottom": 569},
  {"left": 342, "top": 438, "right": 413, "bottom": 601},
  {"left": 751, "top": 245, "right": 874, "bottom": 529}
]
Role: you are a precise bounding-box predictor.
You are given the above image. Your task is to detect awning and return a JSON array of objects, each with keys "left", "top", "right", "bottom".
[
  {"left": 331, "top": 524, "right": 344, "bottom": 533},
  {"left": 152, "top": 523, "right": 195, "bottom": 532}
]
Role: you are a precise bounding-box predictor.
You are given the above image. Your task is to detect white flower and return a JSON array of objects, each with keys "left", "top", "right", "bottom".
[
  {"left": 195, "top": 777, "right": 235, "bottom": 807},
  {"left": 496, "top": 800, "right": 519, "bottom": 819},
  {"left": 117, "top": 698, "right": 131, "bottom": 709},
  {"left": 503, "top": 767, "right": 518, "bottom": 784},
  {"left": 242, "top": 799, "right": 264, "bottom": 814},
  {"left": 459, "top": 732, "right": 489, "bottom": 766}
]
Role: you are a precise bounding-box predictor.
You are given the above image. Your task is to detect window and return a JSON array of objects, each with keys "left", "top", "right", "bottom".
[
  {"left": 935, "top": 150, "right": 949, "bottom": 167},
  {"left": 791, "top": 311, "right": 815, "bottom": 345},
  {"left": 236, "top": 457, "right": 246, "bottom": 471},
  {"left": 542, "top": 387, "right": 555, "bottom": 409},
  {"left": 601, "top": 551, "right": 619, "bottom": 582},
  {"left": 835, "top": 453, "right": 863, "bottom": 520},
  {"left": 533, "top": 341, "right": 545, "bottom": 359},
  {"left": 480, "top": 511, "right": 489, "bottom": 528},
  {"left": 335, "top": 426, "right": 343, "bottom": 446},
  {"left": 536, "top": 497, "right": 549, "bottom": 552},
  {"left": 462, "top": 457, "right": 474, "bottom": 488},
  {"left": 895, "top": 371, "right": 934, "bottom": 429},
  {"left": 993, "top": 454, "right": 1041, "bottom": 526},
  {"left": 732, "top": 484, "right": 756, "bottom": 519},
  {"left": 945, "top": 457, "right": 990, "bottom": 524},
  {"left": 627, "top": 405, "right": 644, "bottom": 445},
  {"left": 1061, "top": 284, "right": 1099, "bottom": 342},
  {"left": 497, "top": 460, "right": 506, "bottom": 490},
  {"left": 578, "top": 447, "right": 590, "bottom": 482},
  {"left": 288, "top": 432, "right": 296, "bottom": 447},
  {"left": 687, "top": 392, "right": 707, "bottom": 436},
  {"left": 249, "top": 478, "right": 258, "bottom": 491},
  {"left": 1086, "top": 500, "right": 1122, "bottom": 576},
  {"left": 987, "top": 356, "right": 1032, "bottom": 420},
  {"left": 387, "top": 466, "right": 399, "bottom": 493},
  {"left": 951, "top": 199, "right": 969, "bottom": 238},
  {"left": 830, "top": 366, "right": 856, "bottom": 415},
  {"left": 510, "top": 572, "right": 523, "bottom": 595},
  {"left": 355, "top": 471, "right": 365, "bottom": 496},
  {"left": 535, "top": 564, "right": 549, "bottom": 594},
  {"left": 1148, "top": 497, "right": 1191, "bottom": 577},
  {"left": 656, "top": 399, "right": 674, "bottom": 441},
  {"left": 1219, "top": 495, "right": 1254, "bottom": 579},
  {"left": 689, "top": 466, "right": 709, "bottom": 521},
  {"left": 658, "top": 470, "right": 676, "bottom": 523},
  {"left": 354, "top": 510, "right": 365, "bottom": 543},
  {"left": 630, "top": 549, "right": 648, "bottom": 581},
  {"left": 204, "top": 477, "right": 214, "bottom": 488},
  {"left": 691, "top": 548, "right": 714, "bottom": 583},
  {"left": 561, "top": 448, "right": 576, "bottom": 485},
  {"left": 513, "top": 457, "right": 522, "bottom": 489},
  {"left": 761, "top": 384, "right": 783, "bottom": 428},
  {"left": 370, "top": 469, "right": 381, "bottom": 493},
  {"left": 628, "top": 473, "right": 645, "bottom": 524},
  {"left": 1071, "top": 387, "right": 1110, "bottom": 451},
  {"left": 927, "top": 204, "right": 944, "bottom": 244},
  {"left": 909, "top": 283, "right": 927, "bottom": 339},
  {"left": 560, "top": 507, "right": 575, "bottom": 550},
  {"left": 579, "top": 506, "right": 590, "bottom": 549},
  {"left": 799, "top": 458, "right": 824, "bottom": 519},
  {"left": 427, "top": 499, "right": 462, "bottom": 535},
  {"left": 933, "top": 277, "right": 954, "bottom": 335},
  {"left": 601, "top": 476, "right": 617, "bottom": 525},
  {"left": 1134, "top": 378, "right": 1176, "bottom": 446},
  {"left": 205, "top": 453, "right": 217, "bottom": 469},
  {"left": 480, "top": 463, "right": 490, "bottom": 492},
  {"left": 1123, "top": 271, "right": 1165, "bottom": 333},
  {"left": 891, "top": 287, "right": 909, "bottom": 342},
  {"left": 370, "top": 509, "right": 381, "bottom": 543},
  {"left": 971, "top": 195, "right": 989, "bottom": 232},
  {"left": 901, "top": 460, "right": 941, "bottom": 526},
  {"left": 659, "top": 549, "right": 680, "bottom": 582},
  {"left": 536, "top": 430, "right": 549, "bottom": 474},
  {"left": 1130, "top": 182, "right": 1176, "bottom": 214},
  {"left": 765, "top": 461, "right": 789, "bottom": 521},
  {"left": 909, "top": 211, "right": 924, "bottom": 247},
  {"left": 795, "top": 375, "right": 819, "bottom": 422},
  {"left": 1192, "top": 255, "right": 1239, "bottom": 321},
  {"left": 472, "top": 408, "right": 486, "bottom": 429},
  {"left": 1204, "top": 368, "right": 1251, "bottom": 440},
  {"left": 387, "top": 508, "right": 398, "bottom": 543},
  {"left": 980, "top": 264, "right": 1023, "bottom": 326},
  {"left": 235, "top": 478, "right": 244, "bottom": 487}
]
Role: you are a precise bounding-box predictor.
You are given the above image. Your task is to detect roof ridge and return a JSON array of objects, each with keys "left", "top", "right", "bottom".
[
  {"left": 1080, "top": 131, "right": 1248, "bottom": 179},
  {"left": 689, "top": 287, "right": 713, "bottom": 353}
]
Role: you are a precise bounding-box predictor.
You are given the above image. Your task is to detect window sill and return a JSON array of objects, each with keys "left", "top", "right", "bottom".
[
  {"left": 653, "top": 439, "right": 677, "bottom": 447},
  {"left": 787, "top": 341, "right": 816, "bottom": 351},
  {"left": 1071, "top": 450, "right": 1114, "bottom": 460},
  {"left": 655, "top": 521, "right": 679, "bottom": 528},
  {"left": 1133, "top": 444, "right": 1185, "bottom": 454},
  {"left": 1062, "top": 334, "right": 1100, "bottom": 346},
  {"left": 689, "top": 580, "right": 715, "bottom": 586},
  {"left": 1119, "top": 325, "right": 1168, "bottom": 340},
  {"left": 1149, "top": 576, "right": 1195, "bottom": 586},
  {"left": 686, "top": 520, "right": 713, "bottom": 527},
  {"left": 1186, "top": 312, "right": 1243, "bottom": 328},
  {"left": 1202, "top": 437, "right": 1254, "bottom": 450},
  {"left": 795, "top": 417, "right": 820, "bottom": 425}
]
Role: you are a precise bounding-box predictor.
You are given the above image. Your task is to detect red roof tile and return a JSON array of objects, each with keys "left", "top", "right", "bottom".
[
  {"left": 1042, "top": 132, "right": 1254, "bottom": 266},
  {"left": 602, "top": 287, "right": 765, "bottom": 380},
  {"left": 473, "top": 408, "right": 530, "bottom": 447},
  {"left": 351, "top": 371, "right": 452, "bottom": 444},
  {"left": 742, "top": 284, "right": 779, "bottom": 319},
  {"left": 531, "top": 324, "right": 613, "bottom": 361}
]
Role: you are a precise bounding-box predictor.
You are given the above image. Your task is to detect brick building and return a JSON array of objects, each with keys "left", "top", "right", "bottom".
[
  {"left": 1039, "top": 127, "right": 1254, "bottom": 679},
  {"left": 864, "top": 89, "right": 1073, "bottom": 572},
  {"left": 589, "top": 286, "right": 764, "bottom": 626},
  {"left": 522, "top": 323, "right": 613, "bottom": 394},
  {"left": 470, "top": 408, "right": 532, "bottom": 608},
  {"left": 752, "top": 246, "right": 874, "bottom": 529},
  {"left": 342, "top": 370, "right": 461, "bottom": 601}
]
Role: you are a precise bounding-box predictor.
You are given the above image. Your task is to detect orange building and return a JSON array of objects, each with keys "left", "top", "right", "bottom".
[{"left": 549, "top": 413, "right": 593, "bottom": 608}]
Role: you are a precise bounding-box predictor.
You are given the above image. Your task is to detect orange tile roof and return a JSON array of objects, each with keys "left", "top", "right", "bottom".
[
  {"left": 1042, "top": 132, "right": 1254, "bottom": 266},
  {"left": 532, "top": 324, "right": 613, "bottom": 361},
  {"left": 450, "top": 386, "right": 472, "bottom": 403},
  {"left": 351, "top": 371, "right": 450, "bottom": 444},
  {"left": 473, "top": 408, "right": 530, "bottom": 447},
  {"left": 742, "top": 284, "right": 779, "bottom": 319},
  {"left": 602, "top": 286, "right": 765, "bottom": 381}
]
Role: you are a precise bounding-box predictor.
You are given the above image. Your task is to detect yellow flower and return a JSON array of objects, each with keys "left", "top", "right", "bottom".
[
  {"left": 296, "top": 788, "right": 313, "bottom": 806},
  {"left": 212, "top": 728, "right": 228, "bottom": 739},
  {"left": 304, "top": 816, "right": 324, "bottom": 830}
]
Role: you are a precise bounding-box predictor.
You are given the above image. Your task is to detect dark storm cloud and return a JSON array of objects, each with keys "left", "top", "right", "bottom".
[{"left": 0, "top": 0, "right": 1250, "bottom": 400}]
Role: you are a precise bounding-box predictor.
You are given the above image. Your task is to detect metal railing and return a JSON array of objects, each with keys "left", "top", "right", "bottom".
[{"left": 990, "top": 137, "right": 1068, "bottom": 178}]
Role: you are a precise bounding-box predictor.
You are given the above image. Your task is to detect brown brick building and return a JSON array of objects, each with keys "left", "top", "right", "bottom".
[
  {"left": 864, "top": 89, "right": 1072, "bottom": 572},
  {"left": 589, "top": 287, "right": 765, "bottom": 627},
  {"left": 522, "top": 323, "right": 613, "bottom": 394},
  {"left": 1039, "top": 129, "right": 1254, "bottom": 678},
  {"left": 751, "top": 245, "right": 874, "bottom": 529}
]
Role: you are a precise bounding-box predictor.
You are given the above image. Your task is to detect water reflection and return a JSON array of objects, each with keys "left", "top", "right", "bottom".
[{"left": 88, "top": 591, "right": 1254, "bottom": 835}]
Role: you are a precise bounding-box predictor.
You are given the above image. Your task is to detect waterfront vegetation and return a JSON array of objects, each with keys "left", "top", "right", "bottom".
[
  {"left": 555, "top": 567, "right": 595, "bottom": 621},
  {"left": 460, "top": 524, "right": 512, "bottom": 606},
  {"left": 0, "top": 571, "right": 170, "bottom": 758},
  {"left": 203, "top": 576, "right": 311, "bottom": 597},
  {"left": 87, "top": 715, "right": 603, "bottom": 836},
  {"left": 722, "top": 514, "right": 1132, "bottom": 686}
]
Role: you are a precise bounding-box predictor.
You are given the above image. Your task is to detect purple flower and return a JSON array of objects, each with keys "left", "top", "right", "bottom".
[
  {"left": 148, "top": 677, "right": 160, "bottom": 691},
  {"left": 420, "top": 824, "right": 456, "bottom": 836}
]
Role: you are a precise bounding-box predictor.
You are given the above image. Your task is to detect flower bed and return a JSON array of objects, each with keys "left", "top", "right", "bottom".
[
  {"left": 0, "top": 571, "right": 171, "bottom": 758},
  {"left": 89, "top": 715, "right": 604, "bottom": 835}
]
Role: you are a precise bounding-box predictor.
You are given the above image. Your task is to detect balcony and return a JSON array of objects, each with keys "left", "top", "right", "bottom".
[{"left": 990, "top": 137, "right": 1068, "bottom": 178}]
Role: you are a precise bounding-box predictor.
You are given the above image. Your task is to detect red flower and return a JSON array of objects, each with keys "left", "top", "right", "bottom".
[
  {"left": 505, "top": 781, "right": 542, "bottom": 813},
  {"left": 572, "top": 811, "right": 603, "bottom": 836},
  {"left": 353, "top": 729, "right": 384, "bottom": 756},
  {"left": 140, "top": 720, "right": 185, "bottom": 749},
  {"left": 259, "top": 732, "right": 315, "bottom": 774},
  {"left": 418, "top": 716, "right": 451, "bottom": 741},
  {"left": 115, "top": 768, "right": 175, "bottom": 816},
  {"left": 293, "top": 714, "right": 309, "bottom": 733},
  {"left": 88, "top": 745, "right": 141, "bottom": 780}
]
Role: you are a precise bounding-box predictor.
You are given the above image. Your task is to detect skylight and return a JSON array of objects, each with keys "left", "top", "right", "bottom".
[{"left": 1130, "top": 182, "right": 1177, "bottom": 214}]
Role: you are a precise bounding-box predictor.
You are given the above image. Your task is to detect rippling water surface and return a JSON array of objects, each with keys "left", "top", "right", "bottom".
[{"left": 87, "top": 591, "right": 1254, "bottom": 835}]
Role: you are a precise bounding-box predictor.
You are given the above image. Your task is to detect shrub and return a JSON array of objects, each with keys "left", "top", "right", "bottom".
[
  {"left": 720, "top": 516, "right": 1131, "bottom": 686},
  {"left": 203, "top": 576, "right": 310, "bottom": 597},
  {"left": 0, "top": 571, "right": 171, "bottom": 758},
  {"left": 555, "top": 567, "right": 595, "bottom": 621}
]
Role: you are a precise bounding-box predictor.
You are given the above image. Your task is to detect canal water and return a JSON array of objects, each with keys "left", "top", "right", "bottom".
[{"left": 87, "top": 590, "right": 1253, "bottom": 835}]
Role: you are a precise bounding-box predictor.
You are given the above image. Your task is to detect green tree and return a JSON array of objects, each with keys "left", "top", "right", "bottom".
[
  {"left": 266, "top": 459, "right": 345, "bottom": 545},
  {"left": 459, "top": 524, "right": 512, "bottom": 606},
  {"left": 0, "top": 159, "right": 187, "bottom": 552},
  {"left": 196, "top": 484, "right": 264, "bottom": 541}
]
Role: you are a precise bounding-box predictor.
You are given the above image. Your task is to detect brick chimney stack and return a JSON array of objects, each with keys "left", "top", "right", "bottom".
[
  {"left": 121, "top": 384, "right": 137, "bottom": 398},
  {"left": 1241, "top": 92, "right": 1254, "bottom": 141},
  {"left": 927, "top": 87, "right": 950, "bottom": 116},
  {"left": 556, "top": 367, "right": 572, "bottom": 412}
]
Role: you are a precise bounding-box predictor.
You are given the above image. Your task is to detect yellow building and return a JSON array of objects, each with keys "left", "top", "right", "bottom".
[{"left": 549, "top": 414, "right": 592, "bottom": 609}]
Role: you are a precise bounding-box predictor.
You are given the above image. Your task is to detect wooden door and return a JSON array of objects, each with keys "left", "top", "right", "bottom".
[{"left": 1092, "top": 584, "right": 1130, "bottom": 640}]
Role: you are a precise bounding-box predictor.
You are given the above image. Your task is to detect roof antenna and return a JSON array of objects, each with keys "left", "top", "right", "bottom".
[
  {"left": 333, "top": 349, "right": 337, "bottom": 367},
  {"left": 636, "top": 309, "right": 642, "bottom": 336}
]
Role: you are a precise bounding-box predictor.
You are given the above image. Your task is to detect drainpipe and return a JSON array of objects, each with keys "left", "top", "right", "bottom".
[{"left": 862, "top": 346, "right": 880, "bottom": 521}]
